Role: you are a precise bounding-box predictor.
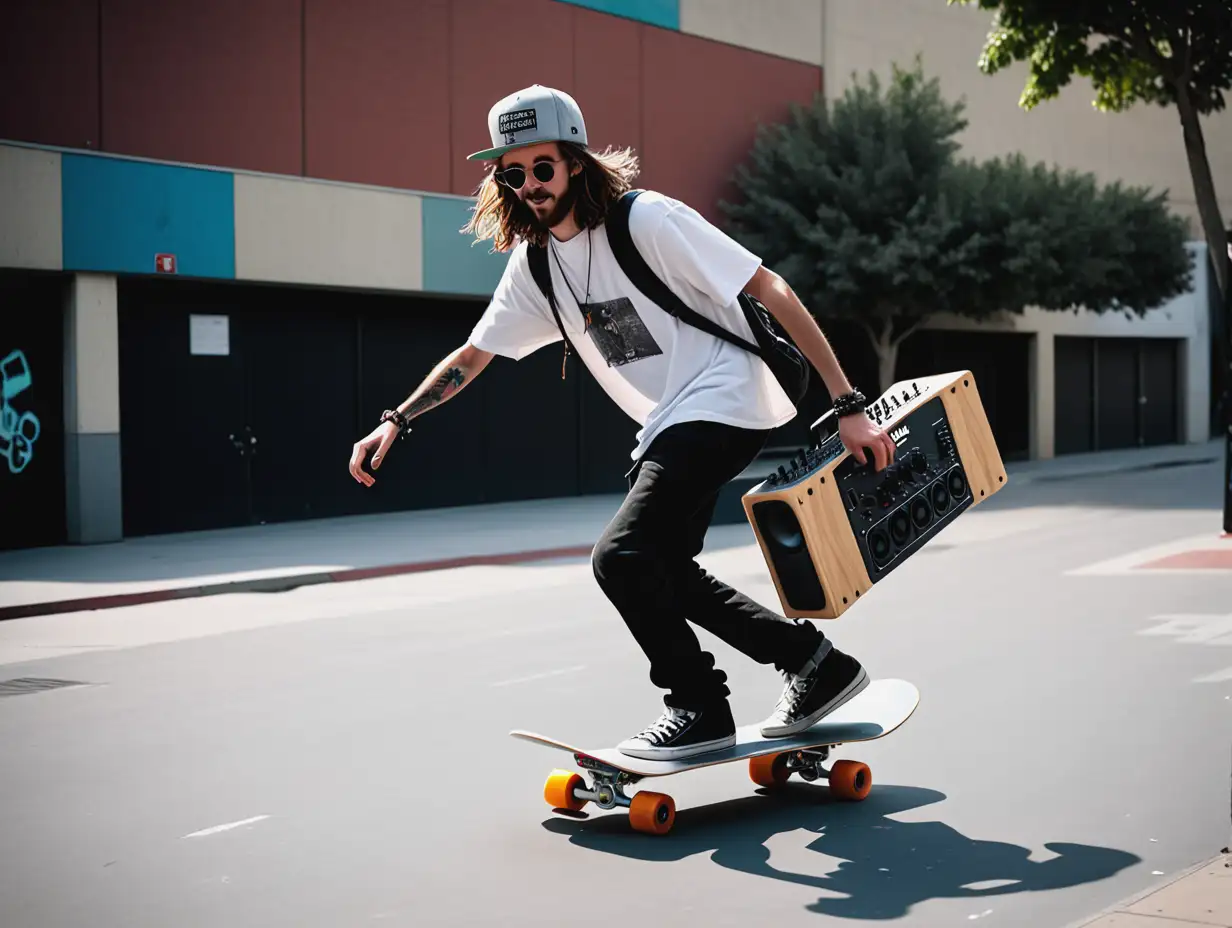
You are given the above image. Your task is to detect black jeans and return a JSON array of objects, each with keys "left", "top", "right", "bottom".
[{"left": 592, "top": 419, "right": 827, "bottom": 710}]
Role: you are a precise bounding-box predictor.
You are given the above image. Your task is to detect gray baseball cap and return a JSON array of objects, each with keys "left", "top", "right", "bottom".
[{"left": 467, "top": 84, "right": 588, "bottom": 161}]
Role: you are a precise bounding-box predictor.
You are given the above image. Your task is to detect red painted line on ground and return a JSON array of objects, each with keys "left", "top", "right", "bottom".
[
  {"left": 0, "top": 544, "right": 596, "bottom": 622},
  {"left": 1136, "top": 548, "right": 1232, "bottom": 570}
]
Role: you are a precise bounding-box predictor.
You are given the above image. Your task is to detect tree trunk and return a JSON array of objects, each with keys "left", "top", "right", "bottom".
[
  {"left": 870, "top": 319, "right": 898, "bottom": 396},
  {"left": 876, "top": 340, "right": 899, "bottom": 398},
  {"left": 1174, "top": 83, "right": 1232, "bottom": 533},
  {"left": 1174, "top": 83, "right": 1228, "bottom": 301}
]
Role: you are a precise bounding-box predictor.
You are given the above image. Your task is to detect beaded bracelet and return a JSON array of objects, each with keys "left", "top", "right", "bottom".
[
  {"left": 380, "top": 408, "right": 411, "bottom": 438},
  {"left": 831, "top": 390, "right": 868, "bottom": 418}
]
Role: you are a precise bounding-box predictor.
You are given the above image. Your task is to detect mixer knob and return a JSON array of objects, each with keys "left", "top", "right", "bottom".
[
  {"left": 777, "top": 465, "right": 788, "bottom": 481},
  {"left": 909, "top": 449, "right": 928, "bottom": 472}
]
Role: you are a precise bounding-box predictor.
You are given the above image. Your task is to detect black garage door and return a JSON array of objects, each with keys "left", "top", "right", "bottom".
[
  {"left": 118, "top": 280, "right": 363, "bottom": 535},
  {"left": 117, "top": 278, "right": 636, "bottom": 537},
  {"left": 1054, "top": 336, "right": 1179, "bottom": 454},
  {"left": 897, "top": 329, "right": 1032, "bottom": 461}
]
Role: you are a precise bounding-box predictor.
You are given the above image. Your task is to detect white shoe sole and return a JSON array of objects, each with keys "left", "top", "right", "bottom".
[
  {"left": 759, "top": 665, "right": 870, "bottom": 738},
  {"left": 616, "top": 732, "right": 737, "bottom": 761}
]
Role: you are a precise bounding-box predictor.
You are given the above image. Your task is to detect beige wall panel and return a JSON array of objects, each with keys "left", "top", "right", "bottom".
[
  {"left": 234, "top": 173, "right": 423, "bottom": 291},
  {"left": 0, "top": 144, "right": 62, "bottom": 270},
  {"left": 64, "top": 273, "right": 120, "bottom": 435},
  {"left": 680, "top": 0, "right": 823, "bottom": 66}
]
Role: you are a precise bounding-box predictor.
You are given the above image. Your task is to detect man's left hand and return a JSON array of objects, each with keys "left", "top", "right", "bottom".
[{"left": 838, "top": 413, "right": 897, "bottom": 471}]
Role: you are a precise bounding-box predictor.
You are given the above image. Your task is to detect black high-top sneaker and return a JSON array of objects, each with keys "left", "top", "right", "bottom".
[
  {"left": 759, "top": 645, "right": 869, "bottom": 738},
  {"left": 617, "top": 700, "right": 737, "bottom": 760}
]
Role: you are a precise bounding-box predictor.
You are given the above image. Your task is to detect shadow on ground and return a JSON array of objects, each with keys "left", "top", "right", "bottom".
[{"left": 542, "top": 785, "right": 1141, "bottom": 920}]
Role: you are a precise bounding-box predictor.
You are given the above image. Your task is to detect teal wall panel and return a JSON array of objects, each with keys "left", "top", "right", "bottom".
[
  {"left": 554, "top": 0, "right": 678, "bottom": 30},
  {"left": 61, "top": 154, "right": 235, "bottom": 278},
  {"left": 421, "top": 196, "right": 510, "bottom": 297}
]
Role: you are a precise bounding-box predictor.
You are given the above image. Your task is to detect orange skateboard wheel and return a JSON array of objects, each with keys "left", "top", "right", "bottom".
[
  {"left": 828, "top": 759, "right": 871, "bottom": 801},
  {"left": 543, "top": 769, "right": 587, "bottom": 811},
  {"left": 629, "top": 791, "right": 675, "bottom": 835},
  {"left": 748, "top": 753, "right": 792, "bottom": 788}
]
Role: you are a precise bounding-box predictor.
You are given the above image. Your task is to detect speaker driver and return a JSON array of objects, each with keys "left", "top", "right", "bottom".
[
  {"left": 910, "top": 496, "right": 932, "bottom": 529},
  {"left": 869, "top": 527, "right": 891, "bottom": 567},
  {"left": 947, "top": 467, "right": 968, "bottom": 500},
  {"left": 930, "top": 480, "right": 951, "bottom": 514},
  {"left": 760, "top": 501, "right": 805, "bottom": 549},
  {"left": 889, "top": 507, "right": 912, "bottom": 546}
]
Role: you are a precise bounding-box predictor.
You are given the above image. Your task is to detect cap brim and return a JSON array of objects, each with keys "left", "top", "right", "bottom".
[{"left": 466, "top": 142, "right": 529, "bottom": 161}]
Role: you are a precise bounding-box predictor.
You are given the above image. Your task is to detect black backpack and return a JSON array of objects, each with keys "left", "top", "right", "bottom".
[{"left": 525, "top": 189, "right": 809, "bottom": 406}]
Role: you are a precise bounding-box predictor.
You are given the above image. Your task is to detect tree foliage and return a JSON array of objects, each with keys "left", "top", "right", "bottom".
[
  {"left": 949, "top": 0, "right": 1232, "bottom": 297},
  {"left": 719, "top": 58, "right": 1192, "bottom": 392}
]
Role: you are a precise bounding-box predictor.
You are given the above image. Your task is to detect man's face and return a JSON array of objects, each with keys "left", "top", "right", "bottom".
[{"left": 496, "top": 142, "right": 578, "bottom": 229}]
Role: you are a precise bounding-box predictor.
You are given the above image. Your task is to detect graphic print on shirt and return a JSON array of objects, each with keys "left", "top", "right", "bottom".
[{"left": 581, "top": 297, "right": 663, "bottom": 368}]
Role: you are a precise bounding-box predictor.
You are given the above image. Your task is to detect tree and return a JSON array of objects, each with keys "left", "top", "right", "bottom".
[
  {"left": 719, "top": 59, "right": 1192, "bottom": 393},
  {"left": 947, "top": 0, "right": 1231, "bottom": 300},
  {"left": 949, "top": 0, "right": 1232, "bottom": 535}
]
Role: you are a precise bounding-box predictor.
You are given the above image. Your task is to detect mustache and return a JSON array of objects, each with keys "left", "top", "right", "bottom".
[{"left": 511, "top": 188, "right": 558, "bottom": 224}]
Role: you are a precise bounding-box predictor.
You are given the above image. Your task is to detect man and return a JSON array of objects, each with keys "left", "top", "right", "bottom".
[{"left": 349, "top": 85, "right": 896, "bottom": 761}]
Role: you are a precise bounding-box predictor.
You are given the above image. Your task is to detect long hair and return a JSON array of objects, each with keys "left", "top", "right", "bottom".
[{"left": 462, "top": 142, "right": 640, "bottom": 252}]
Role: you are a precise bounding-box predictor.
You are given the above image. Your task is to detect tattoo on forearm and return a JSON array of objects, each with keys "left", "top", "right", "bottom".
[{"left": 405, "top": 366, "right": 467, "bottom": 417}]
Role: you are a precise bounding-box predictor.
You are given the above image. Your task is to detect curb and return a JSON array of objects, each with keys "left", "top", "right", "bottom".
[
  {"left": 1061, "top": 850, "right": 1230, "bottom": 928},
  {"left": 1006, "top": 453, "right": 1220, "bottom": 486},
  {"left": 0, "top": 444, "right": 1221, "bottom": 622},
  {"left": 0, "top": 543, "right": 595, "bottom": 622}
]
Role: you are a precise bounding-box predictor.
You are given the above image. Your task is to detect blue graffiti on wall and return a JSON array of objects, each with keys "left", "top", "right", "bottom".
[{"left": 1, "top": 350, "right": 41, "bottom": 474}]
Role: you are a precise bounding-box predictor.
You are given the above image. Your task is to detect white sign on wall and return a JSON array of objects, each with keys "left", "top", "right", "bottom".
[{"left": 189, "top": 314, "right": 229, "bottom": 357}]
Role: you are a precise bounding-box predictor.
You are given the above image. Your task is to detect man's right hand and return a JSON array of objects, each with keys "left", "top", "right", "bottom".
[{"left": 349, "top": 421, "right": 400, "bottom": 487}]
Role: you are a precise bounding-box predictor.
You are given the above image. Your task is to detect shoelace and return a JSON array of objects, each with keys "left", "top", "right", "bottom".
[
  {"left": 637, "top": 707, "right": 694, "bottom": 744},
  {"left": 775, "top": 672, "right": 810, "bottom": 717}
]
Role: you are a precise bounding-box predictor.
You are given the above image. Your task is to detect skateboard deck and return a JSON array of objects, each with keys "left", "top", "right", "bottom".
[{"left": 511, "top": 677, "right": 919, "bottom": 835}]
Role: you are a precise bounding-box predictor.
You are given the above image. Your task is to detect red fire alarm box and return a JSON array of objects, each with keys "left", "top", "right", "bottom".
[{"left": 156, "top": 253, "right": 177, "bottom": 274}]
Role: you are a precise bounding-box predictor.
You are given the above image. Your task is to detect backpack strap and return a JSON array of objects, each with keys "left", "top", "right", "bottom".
[
  {"left": 526, "top": 240, "right": 575, "bottom": 380},
  {"left": 606, "top": 189, "right": 763, "bottom": 358}
]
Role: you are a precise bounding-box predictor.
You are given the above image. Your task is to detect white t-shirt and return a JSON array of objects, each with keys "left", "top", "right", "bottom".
[{"left": 468, "top": 190, "right": 797, "bottom": 460}]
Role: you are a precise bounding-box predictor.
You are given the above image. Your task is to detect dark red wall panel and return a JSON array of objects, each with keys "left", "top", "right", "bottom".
[
  {"left": 640, "top": 28, "right": 821, "bottom": 224},
  {"left": 0, "top": 0, "right": 100, "bottom": 149},
  {"left": 305, "top": 0, "right": 451, "bottom": 192},
  {"left": 449, "top": 0, "right": 577, "bottom": 196},
  {"left": 570, "top": 9, "right": 642, "bottom": 162},
  {"left": 101, "top": 0, "right": 302, "bottom": 175}
]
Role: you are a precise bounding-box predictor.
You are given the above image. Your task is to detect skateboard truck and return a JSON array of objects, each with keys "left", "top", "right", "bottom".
[
  {"left": 569, "top": 754, "right": 639, "bottom": 809},
  {"left": 779, "top": 745, "right": 832, "bottom": 781},
  {"left": 545, "top": 753, "right": 677, "bottom": 835}
]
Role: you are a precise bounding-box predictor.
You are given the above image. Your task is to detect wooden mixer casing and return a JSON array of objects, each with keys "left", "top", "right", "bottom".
[{"left": 741, "top": 371, "right": 1008, "bottom": 620}]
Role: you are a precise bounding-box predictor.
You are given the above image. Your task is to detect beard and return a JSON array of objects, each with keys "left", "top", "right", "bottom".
[{"left": 514, "top": 176, "right": 579, "bottom": 233}]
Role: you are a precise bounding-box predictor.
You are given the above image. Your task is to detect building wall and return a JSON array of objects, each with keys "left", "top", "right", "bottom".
[
  {"left": 0, "top": 0, "right": 822, "bottom": 224},
  {"left": 820, "top": 0, "right": 1232, "bottom": 240},
  {"left": 816, "top": 0, "right": 1223, "bottom": 457},
  {"left": 0, "top": 0, "right": 1222, "bottom": 548}
]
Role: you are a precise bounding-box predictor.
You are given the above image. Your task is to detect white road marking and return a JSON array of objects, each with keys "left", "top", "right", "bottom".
[
  {"left": 182, "top": 815, "right": 270, "bottom": 839},
  {"left": 490, "top": 665, "right": 586, "bottom": 688},
  {"left": 1138, "top": 614, "right": 1232, "bottom": 645},
  {"left": 1137, "top": 612, "right": 1232, "bottom": 684},
  {"left": 1194, "top": 666, "right": 1232, "bottom": 684}
]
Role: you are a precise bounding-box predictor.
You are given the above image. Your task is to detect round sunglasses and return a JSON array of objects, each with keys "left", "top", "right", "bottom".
[{"left": 493, "top": 159, "right": 565, "bottom": 190}]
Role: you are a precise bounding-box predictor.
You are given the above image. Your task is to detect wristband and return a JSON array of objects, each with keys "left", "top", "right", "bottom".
[
  {"left": 380, "top": 408, "right": 411, "bottom": 438},
  {"left": 831, "top": 390, "right": 868, "bottom": 418}
]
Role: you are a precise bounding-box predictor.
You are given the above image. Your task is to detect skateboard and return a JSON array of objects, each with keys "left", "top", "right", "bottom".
[{"left": 510, "top": 677, "right": 919, "bottom": 835}]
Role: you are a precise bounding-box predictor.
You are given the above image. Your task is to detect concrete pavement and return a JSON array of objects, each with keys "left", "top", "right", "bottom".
[
  {"left": 0, "top": 438, "right": 1224, "bottom": 620},
  {"left": 0, "top": 439, "right": 1229, "bottom": 927},
  {"left": 1068, "top": 851, "right": 1231, "bottom": 927}
]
